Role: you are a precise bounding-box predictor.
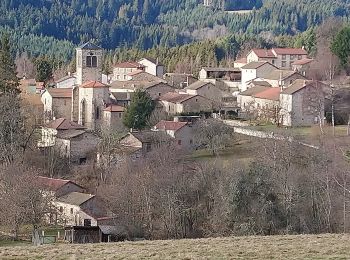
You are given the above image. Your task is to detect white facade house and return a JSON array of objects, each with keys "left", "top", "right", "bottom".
[
  {"left": 246, "top": 48, "right": 308, "bottom": 70},
  {"left": 56, "top": 192, "right": 105, "bottom": 227},
  {"left": 240, "top": 61, "right": 277, "bottom": 92},
  {"left": 56, "top": 74, "right": 76, "bottom": 88},
  {"left": 139, "top": 58, "right": 165, "bottom": 78}
]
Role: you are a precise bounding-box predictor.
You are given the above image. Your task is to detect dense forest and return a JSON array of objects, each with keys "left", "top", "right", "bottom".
[{"left": 1, "top": 0, "right": 350, "bottom": 62}]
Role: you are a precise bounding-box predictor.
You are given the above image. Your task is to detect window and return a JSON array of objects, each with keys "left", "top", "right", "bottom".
[
  {"left": 178, "top": 140, "right": 182, "bottom": 145},
  {"left": 70, "top": 208, "right": 74, "bottom": 214},
  {"left": 65, "top": 145, "right": 68, "bottom": 155},
  {"left": 123, "top": 75, "right": 127, "bottom": 80},
  {"left": 158, "top": 92, "right": 161, "bottom": 96},
  {"left": 146, "top": 143, "right": 152, "bottom": 152},
  {"left": 282, "top": 54, "right": 286, "bottom": 60},
  {"left": 272, "top": 60, "right": 275, "bottom": 65},
  {"left": 282, "top": 61, "right": 286, "bottom": 67},
  {"left": 195, "top": 98, "right": 198, "bottom": 102},
  {"left": 64, "top": 100, "right": 66, "bottom": 106},
  {"left": 119, "top": 113, "right": 122, "bottom": 118},
  {"left": 84, "top": 219, "right": 91, "bottom": 227},
  {"left": 190, "top": 139, "right": 193, "bottom": 144},
  {"left": 290, "top": 55, "right": 294, "bottom": 60},
  {"left": 298, "top": 55, "right": 302, "bottom": 60},
  {"left": 86, "top": 54, "right": 97, "bottom": 68},
  {"left": 59, "top": 207, "right": 63, "bottom": 213},
  {"left": 95, "top": 107, "right": 100, "bottom": 120},
  {"left": 79, "top": 157, "right": 87, "bottom": 164}
]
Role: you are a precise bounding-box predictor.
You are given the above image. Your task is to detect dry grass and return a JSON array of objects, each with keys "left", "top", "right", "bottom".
[{"left": 1, "top": 234, "right": 350, "bottom": 259}]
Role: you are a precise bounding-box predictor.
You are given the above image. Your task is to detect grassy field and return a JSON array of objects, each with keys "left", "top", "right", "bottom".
[{"left": 1, "top": 234, "right": 350, "bottom": 259}]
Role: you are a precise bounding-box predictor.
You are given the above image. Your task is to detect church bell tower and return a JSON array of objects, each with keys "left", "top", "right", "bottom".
[{"left": 76, "top": 42, "right": 103, "bottom": 85}]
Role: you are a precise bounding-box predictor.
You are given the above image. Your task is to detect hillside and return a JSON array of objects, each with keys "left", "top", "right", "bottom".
[
  {"left": 1, "top": 0, "right": 350, "bottom": 62},
  {"left": 1, "top": 234, "right": 350, "bottom": 259}
]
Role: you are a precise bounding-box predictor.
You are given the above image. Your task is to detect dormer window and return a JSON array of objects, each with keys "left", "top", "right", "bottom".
[{"left": 86, "top": 52, "right": 97, "bottom": 68}]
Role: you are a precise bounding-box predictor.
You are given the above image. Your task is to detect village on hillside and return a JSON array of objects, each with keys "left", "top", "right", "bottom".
[{"left": 14, "top": 40, "right": 350, "bottom": 244}]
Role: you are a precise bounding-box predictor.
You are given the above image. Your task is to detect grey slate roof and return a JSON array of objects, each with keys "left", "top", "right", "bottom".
[
  {"left": 77, "top": 42, "right": 102, "bottom": 50},
  {"left": 58, "top": 192, "right": 94, "bottom": 206},
  {"left": 264, "top": 69, "right": 300, "bottom": 80},
  {"left": 56, "top": 129, "right": 86, "bottom": 139},
  {"left": 185, "top": 81, "right": 213, "bottom": 90},
  {"left": 130, "top": 131, "right": 171, "bottom": 143},
  {"left": 241, "top": 61, "right": 273, "bottom": 70}
]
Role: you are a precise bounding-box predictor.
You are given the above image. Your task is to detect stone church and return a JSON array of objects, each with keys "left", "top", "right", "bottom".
[{"left": 46, "top": 42, "right": 125, "bottom": 132}]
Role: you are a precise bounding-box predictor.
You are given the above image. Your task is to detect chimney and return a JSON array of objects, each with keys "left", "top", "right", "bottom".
[
  {"left": 156, "top": 58, "right": 159, "bottom": 65},
  {"left": 301, "top": 46, "right": 305, "bottom": 50}
]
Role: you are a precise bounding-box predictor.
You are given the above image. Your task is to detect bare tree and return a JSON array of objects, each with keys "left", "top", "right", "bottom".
[
  {"left": 194, "top": 118, "right": 234, "bottom": 155},
  {"left": 0, "top": 164, "right": 56, "bottom": 240}
]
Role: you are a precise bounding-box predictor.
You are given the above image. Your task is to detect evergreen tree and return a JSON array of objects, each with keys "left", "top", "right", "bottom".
[
  {"left": 0, "top": 33, "right": 19, "bottom": 94},
  {"left": 35, "top": 56, "right": 53, "bottom": 83},
  {"left": 123, "top": 89, "right": 155, "bottom": 130},
  {"left": 331, "top": 26, "right": 350, "bottom": 69}
]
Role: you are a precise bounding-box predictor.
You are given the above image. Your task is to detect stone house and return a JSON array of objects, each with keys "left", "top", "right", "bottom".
[
  {"left": 280, "top": 80, "right": 327, "bottom": 126},
  {"left": 112, "top": 61, "right": 145, "bottom": 81},
  {"left": 41, "top": 88, "right": 72, "bottom": 120},
  {"left": 110, "top": 81, "right": 174, "bottom": 105},
  {"left": 38, "top": 118, "right": 99, "bottom": 164},
  {"left": 103, "top": 105, "right": 125, "bottom": 131},
  {"left": 184, "top": 81, "right": 223, "bottom": 102},
  {"left": 139, "top": 58, "right": 165, "bottom": 78},
  {"left": 153, "top": 120, "right": 196, "bottom": 150},
  {"left": 262, "top": 69, "right": 306, "bottom": 88},
  {"left": 36, "top": 176, "right": 84, "bottom": 198},
  {"left": 120, "top": 131, "right": 171, "bottom": 155},
  {"left": 128, "top": 70, "right": 165, "bottom": 82},
  {"left": 56, "top": 192, "right": 107, "bottom": 227},
  {"left": 238, "top": 85, "right": 271, "bottom": 110},
  {"left": 240, "top": 61, "right": 277, "bottom": 92},
  {"left": 159, "top": 92, "right": 214, "bottom": 115},
  {"left": 253, "top": 87, "right": 281, "bottom": 111},
  {"left": 163, "top": 73, "right": 197, "bottom": 89},
  {"left": 246, "top": 48, "right": 308, "bottom": 69},
  {"left": 292, "top": 58, "right": 314, "bottom": 77}
]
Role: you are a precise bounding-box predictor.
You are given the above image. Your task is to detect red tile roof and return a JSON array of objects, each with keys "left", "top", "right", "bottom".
[
  {"left": 36, "top": 176, "right": 70, "bottom": 191},
  {"left": 46, "top": 118, "right": 86, "bottom": 130},
  {"left": 80, "top": 81, "right": 108, "bottom": 88},
  {"left": 251, "top": 49, "right": 275, "bottom": 58},
  {"left": 155, "top": 120, "right": 188, "bottom": 132},
  {"left": 114, "top": 61, "right": 144, "bottom": 69},
  {"left": 160, "top": 92, "right": 196, "bottom": 103},
  {"left": 47, "top": 88, "right": 72, "bottom": 98},
  {"left": 253, "top": 87, "right": 281, "bottom": 101},
  {"left": 272, "top": 48, "right": 308, "bottom": 55},
  {"left": 103, "top": 105, "right": 125, "bottom": 112}
]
